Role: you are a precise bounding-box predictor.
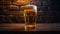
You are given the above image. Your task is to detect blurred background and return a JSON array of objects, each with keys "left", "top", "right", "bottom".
[{"left": 0, "top": 0, "right": 60, "bottom": 24}]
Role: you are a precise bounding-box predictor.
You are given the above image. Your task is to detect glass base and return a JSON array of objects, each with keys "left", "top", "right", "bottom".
[{"left": 25, "top": 24, "right": 36, "bottom": 31}]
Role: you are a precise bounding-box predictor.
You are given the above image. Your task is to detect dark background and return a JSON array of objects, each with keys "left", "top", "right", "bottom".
[
  {"left": 49, "top": 0, "right": 60, "bottom": 23},
  {"left": 0, "top": 0, "right": 60, "bottom": 23}
]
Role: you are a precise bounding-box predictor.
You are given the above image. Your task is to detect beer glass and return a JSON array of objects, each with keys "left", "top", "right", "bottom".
[{"left": 23, "top": 5, "right": 37, "bottom": 31}]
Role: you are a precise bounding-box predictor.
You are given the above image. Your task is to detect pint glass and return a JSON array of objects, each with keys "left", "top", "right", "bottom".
[{"left": 23, "top": 5, "right": 37, "bottom": 31}]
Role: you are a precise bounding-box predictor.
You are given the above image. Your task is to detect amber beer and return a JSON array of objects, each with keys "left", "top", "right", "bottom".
[{"left": 23, "top": 5, "right": 37, "bottom": 31}]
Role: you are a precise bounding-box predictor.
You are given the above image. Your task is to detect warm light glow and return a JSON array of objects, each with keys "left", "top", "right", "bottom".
[
  {"left": 27, "top": 25, "right": 35, "bottom": 27},
  {"left": 17, "top": 0, "right": 24, "bottom": 2},
  {"left": 16, "top": 0, "right": 30, "bottom": 5}
]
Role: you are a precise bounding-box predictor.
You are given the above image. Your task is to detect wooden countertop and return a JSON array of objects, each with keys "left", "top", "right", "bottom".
[{"left": 0, "top": 23, "right": 60, "bottom": 31}]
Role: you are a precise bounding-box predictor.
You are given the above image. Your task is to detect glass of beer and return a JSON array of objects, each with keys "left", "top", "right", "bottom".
[{"left": 23, "top": 5, "right": 37, "bottom": 31}]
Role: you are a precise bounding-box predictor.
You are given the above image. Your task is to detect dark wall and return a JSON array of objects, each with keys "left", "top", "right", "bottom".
[{"left": 50, "top": 0, "right": 60, "bottom": 23}]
